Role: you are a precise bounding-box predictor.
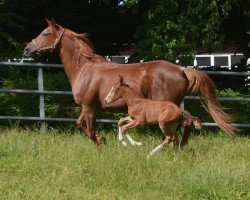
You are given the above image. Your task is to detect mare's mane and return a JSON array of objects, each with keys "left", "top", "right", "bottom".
[{"left": 64, "top": 29, "right": 106, "bottom": 63}]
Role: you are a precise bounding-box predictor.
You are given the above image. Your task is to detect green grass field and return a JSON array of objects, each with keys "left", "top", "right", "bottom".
[{"left": 0, "top": 128, "right": 249, "bottom": 200}]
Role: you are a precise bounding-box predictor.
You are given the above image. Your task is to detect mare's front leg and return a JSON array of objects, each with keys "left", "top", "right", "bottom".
[
  {"left": 77, "top": 105, "right": 103, "bottom": 145},
  {"left": 76, "top": 110, "right": 86, "bottom": 133}
]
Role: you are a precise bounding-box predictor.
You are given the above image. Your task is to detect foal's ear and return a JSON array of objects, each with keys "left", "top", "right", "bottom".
[{"left": 118, "top": 75, "right": 124, "bottom": 85}]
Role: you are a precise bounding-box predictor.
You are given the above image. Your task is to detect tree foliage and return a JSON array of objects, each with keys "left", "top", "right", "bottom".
[
  {"left": 132, "top": 0, "right": 249, "bottom": 64},
  {"left": 0, "top": 0, "right": 140, "bottom": 60},
  {"left": 0, "top": 1, "right": 25, "bottom": 59},
  {"left": 0, "top": 0, "right": 249, "bottom": 62}
]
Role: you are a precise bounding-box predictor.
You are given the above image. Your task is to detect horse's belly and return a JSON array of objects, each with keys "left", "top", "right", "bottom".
[{"left": 145, "top": 113, "right": 160, "bottom": 124}]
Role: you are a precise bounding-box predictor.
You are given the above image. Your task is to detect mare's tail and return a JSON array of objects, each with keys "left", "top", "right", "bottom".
[{"left": 183, "top": 68, "right": 240, "bottom": 136}]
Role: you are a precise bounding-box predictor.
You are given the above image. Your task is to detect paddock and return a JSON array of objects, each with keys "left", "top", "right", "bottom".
[
  {"left": 0, "top": 61, "right": 249, "bottom": 131},
  {"left": 0, "top": 62, "right": 249, "bottom": 199},
  {"left": 0, "top": 128, "right": 249, "bottom": 199}
]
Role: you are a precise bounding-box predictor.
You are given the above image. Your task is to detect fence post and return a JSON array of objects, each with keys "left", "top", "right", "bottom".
[
  {"left": 38, "top": 67, "right": 46, "bottom": 132},
  {"left": 180, "top": 100, "right": 185, "bottom": 110},
  {"left": 180, "top": 100, "right": 185, "bottom": 133}
]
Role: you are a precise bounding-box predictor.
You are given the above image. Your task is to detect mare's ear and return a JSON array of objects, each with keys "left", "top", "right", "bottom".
[
  {"left": 46, "top": 18, "right": 60, "bottom": 33},
  {"left": 46, "top": 18, "right": 54, "bottom": 27}
]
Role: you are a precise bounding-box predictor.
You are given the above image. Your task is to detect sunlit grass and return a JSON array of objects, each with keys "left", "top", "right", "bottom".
[{"left": 0, "top": 128, "right": 249, "bottom": 199}]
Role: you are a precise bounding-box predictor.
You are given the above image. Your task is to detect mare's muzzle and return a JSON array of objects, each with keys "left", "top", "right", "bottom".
[{"left": 23, "top": 42, "right": 38, "bottom": 57}]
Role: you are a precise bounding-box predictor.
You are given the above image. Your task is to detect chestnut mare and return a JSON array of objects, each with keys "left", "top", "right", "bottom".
[
  {"left": 23, "top": 19, "right": 238, "bottom": 146},
  {"left": 105, "top": 75, "right": 202, "bottom": 157}
]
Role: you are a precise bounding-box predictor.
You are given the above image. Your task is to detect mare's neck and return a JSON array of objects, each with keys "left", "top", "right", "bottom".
[
  {"left": 121, "top": 86, "right": 145, "bottom": 107},
  {"left": 59, "top": 35, "right": 80, "bottom": 86}
]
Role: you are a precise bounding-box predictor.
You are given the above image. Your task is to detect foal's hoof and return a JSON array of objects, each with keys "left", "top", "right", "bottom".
[
  {"left": 138, "top": 142, "right": 144, "bottom": 146},
  {"left": 96, "top": 136, "right": 106, "bottom": 145}
]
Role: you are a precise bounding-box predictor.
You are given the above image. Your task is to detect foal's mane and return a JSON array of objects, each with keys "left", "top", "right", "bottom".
[
  {"left": 64, "top": 29, "right": 106, "bottom": 63},
  {"left": 121, "top": 84, "right": 146, "bottom": 100}
]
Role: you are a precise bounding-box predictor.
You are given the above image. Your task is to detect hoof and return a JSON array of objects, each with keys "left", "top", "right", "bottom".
[
  {"left": 121, "top": 141, "right": 128, "bottom": 146},
  {"left": 96, "top": 136, "right": 106, "bottom": 145},
  {"left": 132, "top": 141, "right": 144, "bottom": 146},
  {"left": 137, "top": 142, "right": 144, "bottom": 146}
]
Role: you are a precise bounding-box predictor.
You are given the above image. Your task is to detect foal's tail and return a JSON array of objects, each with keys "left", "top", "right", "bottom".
[{"left": 183, "top": 68, "right": 240, "bottom": 136}]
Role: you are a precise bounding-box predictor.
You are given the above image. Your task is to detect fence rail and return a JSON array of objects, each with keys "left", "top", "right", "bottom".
[{"left": 0, "top": 61, "right": 249, "bottom": 131}]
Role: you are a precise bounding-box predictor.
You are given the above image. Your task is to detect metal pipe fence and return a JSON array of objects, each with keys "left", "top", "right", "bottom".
[{"left": 0, "top": 61, "right": 249, "bottom": 131}]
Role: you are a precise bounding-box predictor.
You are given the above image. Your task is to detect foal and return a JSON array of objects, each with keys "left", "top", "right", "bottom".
[{"left": 104, "top": 75, "right": 202, "bottom": 157}]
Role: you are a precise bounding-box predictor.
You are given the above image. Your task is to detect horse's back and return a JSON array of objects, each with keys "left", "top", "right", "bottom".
[
  {"left": 157, "top": 101, "right": 182, "bottom": 125},
  {"left": 142, "top": 60, "right": 188, "bottom": 104},
  {"left": 141, "top": 100, "right": 181, "bottom": 124},
  {"left": 97, "top": 60, "right": 188, "bottom": 109}
]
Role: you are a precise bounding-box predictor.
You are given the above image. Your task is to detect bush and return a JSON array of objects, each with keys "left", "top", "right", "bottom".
[{"left": 0, "top": 64, "right": 249, "bottom": 134}]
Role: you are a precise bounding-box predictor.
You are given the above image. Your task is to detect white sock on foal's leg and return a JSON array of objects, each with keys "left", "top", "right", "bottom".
[
  {"left": 125, "top": 134, "right": 143, "bottom": 146},
  {"left": 147, "top": 144, "right": 164, "bottom": 159},
  {"left": 118, "top": 126, "right": 127, "bottom": 146}
]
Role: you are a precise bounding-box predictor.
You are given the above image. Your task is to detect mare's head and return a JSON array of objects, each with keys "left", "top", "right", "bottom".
[
  {"left": 23, "top": 19, "right": 65, "bottom": 57},
  {"left": 104, "top": 75, "right": 126, "bottom": 105}
]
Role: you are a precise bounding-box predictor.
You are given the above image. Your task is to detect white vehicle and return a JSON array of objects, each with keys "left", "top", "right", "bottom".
[{"left": 193, "top": 53, "right": 245, "bottom": 70}]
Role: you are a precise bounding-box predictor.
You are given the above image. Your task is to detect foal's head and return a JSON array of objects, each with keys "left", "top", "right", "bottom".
[{"left": 104, "top": 75, "right": 126, "bottom": 105}]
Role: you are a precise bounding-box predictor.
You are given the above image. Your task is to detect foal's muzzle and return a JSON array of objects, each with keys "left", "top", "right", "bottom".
[{"left": 104, "top": 98, "right": 111, "bottom": 105}]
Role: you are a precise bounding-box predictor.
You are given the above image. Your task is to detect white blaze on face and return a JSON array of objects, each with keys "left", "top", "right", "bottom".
[{"left": 105, "top": 86, "right": 114, "bottom": 104}]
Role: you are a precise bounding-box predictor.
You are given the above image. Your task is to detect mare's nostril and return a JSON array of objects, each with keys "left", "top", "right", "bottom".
[{"left": 23, "top": 47, "right": 30, "bottom": 56}]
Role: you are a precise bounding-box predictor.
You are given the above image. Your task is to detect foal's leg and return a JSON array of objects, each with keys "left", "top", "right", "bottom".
[
  {"left": 173, "top": 133, "right": 180, "bottom": 149},
  {"left": 147, "top": 121, "right": 177, "bottom": 158},
  {"left": 118, "top": 117, "right": 132, "bottom": 146},
  {"left": 162, "top": 132, "right": 179, "bottom": 149},
  {"left": 147, "top": 135, "right": 173, "bottom": 159},
  {"left": 180, "top": 126, "right": 192, "bottom": 149},
  {"left": 120, "top": 120, "right": 143, "bottom": 146}
]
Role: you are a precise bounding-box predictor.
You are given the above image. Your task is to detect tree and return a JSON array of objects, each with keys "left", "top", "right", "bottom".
[
  {"left": 0, "top": 0, "right": 140, "bottom": 61},
  {"left": 0, "top": 0, "right": 25, "bottom": 59},
  {"left": 132, "top": 0, "right": 249, "bottom": 64}
]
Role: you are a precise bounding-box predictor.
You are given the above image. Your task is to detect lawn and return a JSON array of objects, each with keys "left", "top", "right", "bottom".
[{"left": 0, "top": 128, "right": 249, "bottom": 199}]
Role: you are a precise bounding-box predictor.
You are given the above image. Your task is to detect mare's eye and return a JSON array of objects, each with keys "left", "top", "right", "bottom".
[{"left": 42, "top": 32, "right": 51, "bottom": 36}]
